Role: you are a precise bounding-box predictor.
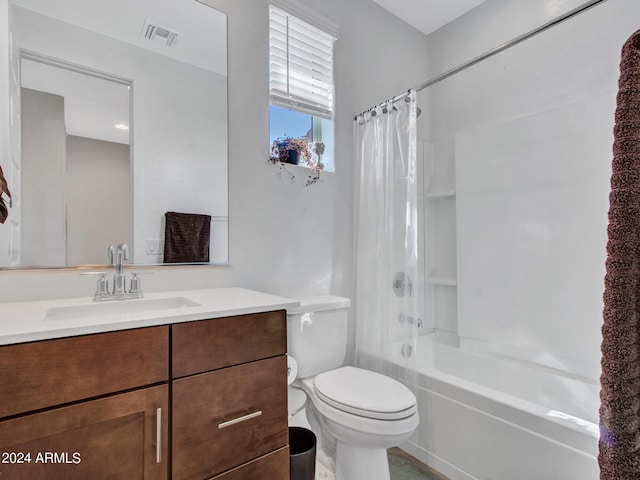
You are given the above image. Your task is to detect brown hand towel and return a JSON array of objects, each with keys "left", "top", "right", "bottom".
[
  {"left": 0, "top": 164, "right": 12, "bottom": 224},
  {"left": 163, "top": 211, "right": 211, "bottom": 263}
]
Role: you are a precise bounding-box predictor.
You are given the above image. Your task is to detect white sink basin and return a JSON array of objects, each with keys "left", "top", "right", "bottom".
[{"left": 45, "top": 297, "right": 202, "bottom": 322}]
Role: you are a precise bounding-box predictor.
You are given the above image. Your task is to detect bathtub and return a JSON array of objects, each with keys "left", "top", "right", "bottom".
[{"left": 388, "top": 333, "right": 600, "bottom": 480}]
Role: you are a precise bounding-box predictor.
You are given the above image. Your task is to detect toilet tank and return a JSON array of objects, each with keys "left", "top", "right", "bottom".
[{"left": 287, "top": 296, "right": 351, "bottom": 378}]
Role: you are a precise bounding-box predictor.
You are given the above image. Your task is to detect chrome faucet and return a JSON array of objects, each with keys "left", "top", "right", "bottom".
[
  {"left": 116, "top": 244, "right": 128, "bottom": 274},
  {"left": 111, "top": 243, "right": 129, "bottom": 294},
  {"left": 83, "top": 244, "right": 144, "bottom": 301}
]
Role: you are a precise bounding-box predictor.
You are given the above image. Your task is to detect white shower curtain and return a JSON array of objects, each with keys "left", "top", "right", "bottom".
[{"left": 354, "top": 90, "right": 420, "bottom": 383}]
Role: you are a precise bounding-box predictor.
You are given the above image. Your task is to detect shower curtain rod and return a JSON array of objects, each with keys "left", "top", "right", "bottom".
[{"left": 355, "top": 0, "right": 609, "bottom": 120}]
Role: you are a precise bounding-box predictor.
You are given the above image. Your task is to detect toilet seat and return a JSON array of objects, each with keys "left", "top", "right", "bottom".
[{"left": 313, "top": 366, "right": 417, "bottom": 420}]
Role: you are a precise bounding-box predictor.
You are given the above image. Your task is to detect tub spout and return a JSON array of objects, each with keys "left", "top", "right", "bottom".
[{"left": 398, "top": 313, "right": 423, "bottom": 328}]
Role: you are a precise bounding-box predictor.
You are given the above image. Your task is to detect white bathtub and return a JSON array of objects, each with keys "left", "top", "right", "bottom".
[{"left": 389, "top": 333, "right": 600, "bottom": 480}]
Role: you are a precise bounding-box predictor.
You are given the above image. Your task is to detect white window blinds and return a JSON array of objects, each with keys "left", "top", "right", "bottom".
[{"left": 269, "top": 5, "right": 335, "bottom": 120}]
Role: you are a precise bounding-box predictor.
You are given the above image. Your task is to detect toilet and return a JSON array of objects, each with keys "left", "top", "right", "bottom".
[{"left": 287, "top": 296, "right": 419, "bottom": 480}]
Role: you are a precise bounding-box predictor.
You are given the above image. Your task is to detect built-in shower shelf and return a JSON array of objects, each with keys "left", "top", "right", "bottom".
[
  {"left": 426, "top": 276, "right": 457, "bottom": 286},
  {"left": 425, "top": 190, "right": 456, "bottom": 199}
]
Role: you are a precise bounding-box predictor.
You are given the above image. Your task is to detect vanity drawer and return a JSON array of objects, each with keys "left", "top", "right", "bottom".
[
  {"left": 172, "top": 355, "right": 288, "bottom": 480},
  {"left": 0, "top": 326, "right": 169, "bottom": 418},
  {"left": 172, "top": 310, "right": 286, "bottom": 378},
  {"left": 208, "top": 446, "right": 289, "bottom": 480}
]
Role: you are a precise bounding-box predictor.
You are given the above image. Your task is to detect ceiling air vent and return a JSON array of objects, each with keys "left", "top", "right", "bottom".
[{"left": 142, "top": 20, "right": 180, "bottom": 47}]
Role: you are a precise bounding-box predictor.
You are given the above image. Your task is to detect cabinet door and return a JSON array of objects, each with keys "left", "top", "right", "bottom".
[
  {"left": 0, "top": 385, "right": 168, "bottom": 480},
  {"left": 173, "top": 356, "right": 288, "bottom": 480},
  {"left": 208, "top": 447, "right": 289, "bottom": 480}
]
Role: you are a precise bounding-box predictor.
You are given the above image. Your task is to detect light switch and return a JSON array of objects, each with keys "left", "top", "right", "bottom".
[{"left": 146, "top": 239, "right": 163, "bottom": 254}]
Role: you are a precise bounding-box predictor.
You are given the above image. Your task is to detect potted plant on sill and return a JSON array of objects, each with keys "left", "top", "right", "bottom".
[
  {"left": 270, "top": 136, "right": 312, "bottom": 166},
  {"left": 305, "top": 141, "right": 325, "bottom": 186}
]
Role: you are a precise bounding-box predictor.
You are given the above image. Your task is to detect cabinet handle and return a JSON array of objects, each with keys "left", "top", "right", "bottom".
[
  {"left": 218, "top": 410, "right": 263, "bottom": 429},
  {"left": 156, "top": 407, "right": 162, "bottom": 464}
]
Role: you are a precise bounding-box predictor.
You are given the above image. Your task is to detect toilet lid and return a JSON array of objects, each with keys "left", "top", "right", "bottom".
[{"left": 314, "top": 366, "right": 417, "bottom": 420}]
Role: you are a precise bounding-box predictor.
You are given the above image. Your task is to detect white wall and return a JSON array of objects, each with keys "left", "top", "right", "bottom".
[
  {"left": 20, "top": 88, "right": 66, "bottom": 267},
  {"left": 426, "top": 0, "right": 591, "bottom": 79},
  {"left": 0, "top": 0, "right": 429, "bottom": 305},
  {"left": 200, "top": 0, "right": 428, "bottom": 302},
  {"left": 66, "top": 136, "right": 131, "bottom": 265}
]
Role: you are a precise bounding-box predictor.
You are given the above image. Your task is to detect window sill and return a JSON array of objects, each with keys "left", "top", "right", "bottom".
[{"left": 269, "top": 159, "right": 334, "bottom": 174}]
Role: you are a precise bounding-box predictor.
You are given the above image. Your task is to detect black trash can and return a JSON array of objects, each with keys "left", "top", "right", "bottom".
[{"left": 289, "top": 426, "right": 316, "bottom": 480}]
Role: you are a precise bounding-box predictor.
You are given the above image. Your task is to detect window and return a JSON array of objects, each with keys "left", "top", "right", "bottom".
[{"left": 269, "top": 5, "right": 336, "bottom": 172}]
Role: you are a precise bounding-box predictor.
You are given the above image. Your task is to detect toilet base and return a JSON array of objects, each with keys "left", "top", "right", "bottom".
[
  {"left": 335, "top": 441, "right": 390, "bottom": 480},
  {"left": 316, "top": 450, "right": 336, "bottom": 480}
]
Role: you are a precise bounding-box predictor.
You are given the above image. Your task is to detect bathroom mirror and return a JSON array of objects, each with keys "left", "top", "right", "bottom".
[{"left": 2, "top": 0, "right": 228, "bottom": 268}]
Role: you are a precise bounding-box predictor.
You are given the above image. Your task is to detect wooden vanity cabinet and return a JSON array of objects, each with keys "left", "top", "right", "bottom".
[
  {"left": 0, "top": 326, "right": 170, "bottom": 480},
  {"left": 171, "top": 310, "right": 289, "bottom": 480},
  {"left": 0, "top": 310, "right": 290, "bottom": 480}
]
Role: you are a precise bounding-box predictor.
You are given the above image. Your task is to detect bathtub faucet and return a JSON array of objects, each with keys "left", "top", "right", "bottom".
[{"left": 398, "top": 313, "right": 423, "bottom": 328}]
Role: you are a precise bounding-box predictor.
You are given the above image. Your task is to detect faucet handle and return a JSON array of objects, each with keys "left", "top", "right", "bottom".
[
  {"left": 130, "top": 273, "right": 142, "bottom": 294},
  {"left": 128, "top": 272, "right": 152, "bottom": 298},
  {"left": 96, "top": 273, "right": 109, "bottom": 295},
  {"left": 80, "top": 271, "right": 109, "bottom": 299}
]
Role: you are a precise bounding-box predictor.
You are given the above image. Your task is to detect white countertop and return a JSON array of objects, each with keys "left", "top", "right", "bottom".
[{"left": 0, "top": 287, "right": 299, "bottom": 345}]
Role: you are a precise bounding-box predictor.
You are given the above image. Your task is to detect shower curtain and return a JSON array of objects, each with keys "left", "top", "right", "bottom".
[
  {"left": 353, "top": 90, "right": 420, "bottom": 383},
  {"left": 599, "top": 29, "right": 640, "bottom": 479}
]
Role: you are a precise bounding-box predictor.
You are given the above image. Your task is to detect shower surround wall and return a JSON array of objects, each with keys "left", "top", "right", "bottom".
[{"left": 409, "top": 0, "right": 640, "bottom": 478}]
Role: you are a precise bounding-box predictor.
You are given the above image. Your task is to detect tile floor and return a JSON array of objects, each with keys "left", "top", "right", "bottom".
[{"left": 388, "top": 448, "right": 450, "bottom": 480}]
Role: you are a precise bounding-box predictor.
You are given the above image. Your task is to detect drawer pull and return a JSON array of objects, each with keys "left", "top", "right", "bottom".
[
  {"left": 156, "top": 407, "right": 162, "bottom": 464},
  {"left": 218, "top": 410, "right": 263, "bottom": 429}
]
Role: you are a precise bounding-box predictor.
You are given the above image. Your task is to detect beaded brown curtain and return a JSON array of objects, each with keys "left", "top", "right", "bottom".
[{"left": 599, "top": 28, "right": 640, "bottom": 479}]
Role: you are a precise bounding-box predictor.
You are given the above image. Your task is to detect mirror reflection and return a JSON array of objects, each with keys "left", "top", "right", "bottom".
[
  {"left": 21, "top": 56, "right": 132, "bottom": 267},
  {"left": 1, "top": 0, "right": 228, "bottom": 268}
]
